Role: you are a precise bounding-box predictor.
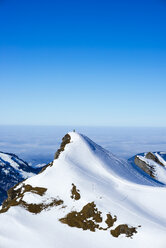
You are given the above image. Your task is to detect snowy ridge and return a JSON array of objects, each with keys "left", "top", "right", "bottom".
[
  {"left": 79, "top": 134, "right": 161, "bottom": 186},
  {"left": 0, "top": 132, "right": 166, "bottom": 248}
]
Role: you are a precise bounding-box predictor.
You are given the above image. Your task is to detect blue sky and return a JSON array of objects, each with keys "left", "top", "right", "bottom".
[{"left": 0, "top": 0, "right": 166, "bottom": 126}]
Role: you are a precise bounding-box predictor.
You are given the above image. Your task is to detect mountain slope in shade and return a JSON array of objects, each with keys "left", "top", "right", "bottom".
[
  {"left": 0, "top": 152, "right": 42, "bottom": 204},
  {"left": 0, "top": 187, "right": 6, "bottom": 204},
  {"left": 0, "top": 132, "right": 166, "bottom": 248}
]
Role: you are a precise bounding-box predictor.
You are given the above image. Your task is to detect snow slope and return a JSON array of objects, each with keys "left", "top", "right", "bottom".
[
  {"left": 0, "top": 132, "right": 166, "bottom": 248},
  {"left": 0, "top": 152, "right": 42, "bottom": 204}
]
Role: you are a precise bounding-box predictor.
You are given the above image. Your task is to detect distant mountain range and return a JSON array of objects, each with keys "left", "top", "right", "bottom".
[
  {"left": 0, "top": 151, "right": 43, "bottom": 204},
  {"left": 0, "top": 132, "right": 166, "bottom": 248}
]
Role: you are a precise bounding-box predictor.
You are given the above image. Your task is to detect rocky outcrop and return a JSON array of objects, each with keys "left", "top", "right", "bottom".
[
  {"left": 71, "top": 183, "right": 81, "bottom": 200},
  {"left": 134, "top": 155, "right": 155, "bottom": 178},
  {"left": 40, "top": 134, "right": 71, "bottom": 173},
  {"left": 111, "top": 224, "right": 137, "bottom": 238},
  {"left": 59, "top": 199, "right": 137, "bottom": 238},
  {"left": 54, "top": 134, "right": 71, "bottom": 159},
  {"left": 0, "top": 183, "right": 63, "bottom": 214},
  {"left": 145, "top": 152, "right": 164, "bottom": 167}
]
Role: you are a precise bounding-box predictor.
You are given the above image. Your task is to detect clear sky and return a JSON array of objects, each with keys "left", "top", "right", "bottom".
[{"left": 0, "top": 0, "right": 166, "bottom": 126}]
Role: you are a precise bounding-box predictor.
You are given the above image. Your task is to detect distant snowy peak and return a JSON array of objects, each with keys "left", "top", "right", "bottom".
[
  {"left": 0, "top": 151, "right": 39, "bottom": 179},
  {"left": 0, "top": 151, "right": 43, "bottom": 204},
  {"left": 129, "top": 151, "right": 166, "bottom": 185}
]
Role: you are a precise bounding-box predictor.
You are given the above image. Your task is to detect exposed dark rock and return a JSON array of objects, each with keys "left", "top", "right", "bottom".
[
  {"left": 134, "top": 156, "right": 155, "bottom": 178},
  {"left": 105, "top": 213, "right": 117, "bottom": 229},
  {"left": 0, "top": 183, "right": 63, "bottom": 214},
  {"left": 39, "top": 161, "right": 53, "bottom": 173},
  {"left": 0, "top": 183, "right": 47, "bottom": 213},
  {"left": 39, "top": 134, "right": 71, "bottom": 174},
  {"left": 54, "top": 134, "right": 71, "bottom": 160},
  {"left": 145, "top": 152, "right": 164, "bottom": 167},
  {"left": 59, "top": 202, "right": 102, "bottom": 232},
  {"left": 59, "top": 201, "right": 137, "bottom": 238},
  {"left": 23, "top": 198, "right": 63, "bottom": 214},
  {"left": 71, "top": 184, "right": 81, "bottom": 200},
  {"left": 59, "top": 201, "right": 120, "bottom": 234},
  {"left": 111, "top": 224, "right": 137, "bottom": 238}
]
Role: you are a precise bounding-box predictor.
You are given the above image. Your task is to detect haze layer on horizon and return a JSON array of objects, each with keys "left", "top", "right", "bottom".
[{"left": 0, "top": 126, "right": 166, "bottom": 165}]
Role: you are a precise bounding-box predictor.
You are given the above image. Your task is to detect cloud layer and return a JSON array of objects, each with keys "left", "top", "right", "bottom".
[{"left": 0, "top": 126, "right": 166, "bottom": 166}]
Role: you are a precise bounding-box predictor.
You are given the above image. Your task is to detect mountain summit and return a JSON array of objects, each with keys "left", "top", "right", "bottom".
[{"left": 0, "top": 132, "right": 166, "bottom": 248}]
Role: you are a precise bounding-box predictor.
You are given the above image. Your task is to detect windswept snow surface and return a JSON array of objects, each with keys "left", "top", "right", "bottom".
[{"left": 0, "top": 132, "right": 166, "bottom": 248}]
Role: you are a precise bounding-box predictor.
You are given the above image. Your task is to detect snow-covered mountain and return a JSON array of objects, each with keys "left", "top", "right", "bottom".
[
  {"left": 0, "top": 132, "right": 166, "bottom": 248},
  {"left": 128, "top": 151, "right": 166, "bottom": 185},
  {"left": 0, "top": 152, "right": 42, "bottom": 204}
]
